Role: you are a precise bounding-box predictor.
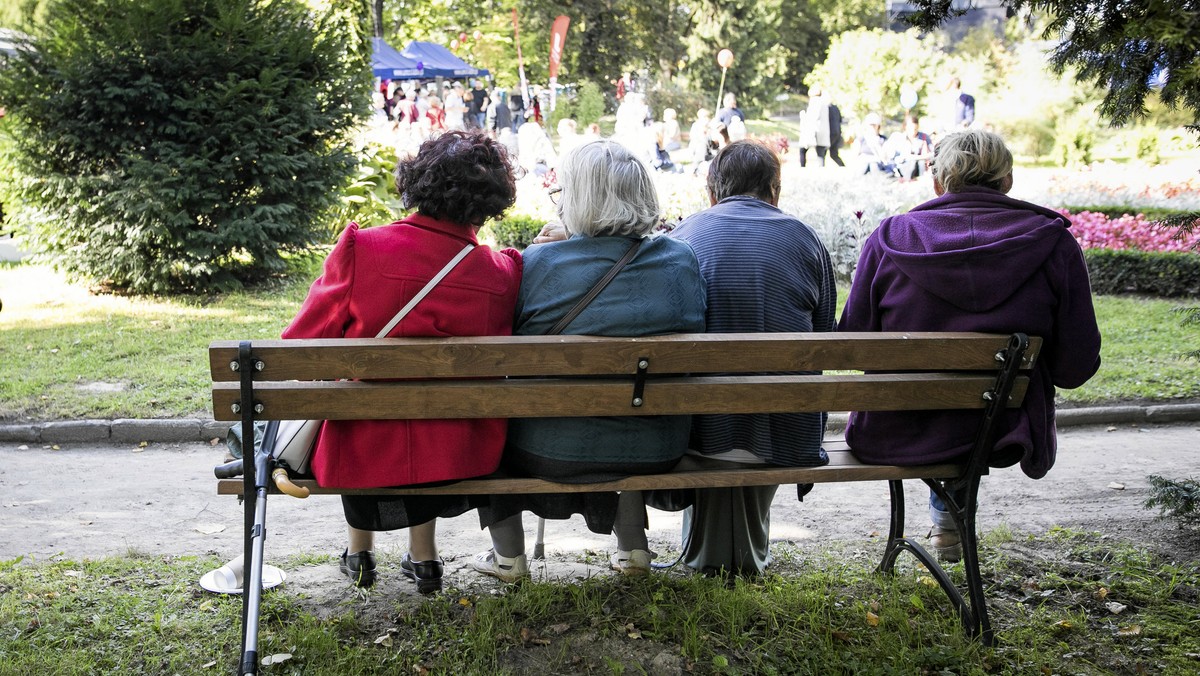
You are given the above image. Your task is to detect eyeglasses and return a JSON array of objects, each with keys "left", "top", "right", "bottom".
[{"left": 548, "top": 186, "right": 562, "bottom": 205}]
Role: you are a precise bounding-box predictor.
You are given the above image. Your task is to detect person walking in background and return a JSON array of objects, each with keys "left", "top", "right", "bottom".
[
  {"left": 688, "top": 108, "right": 715, "bottom": 167},
  {"left": 838, "top": 129, "right": 1100, "bottom": 562},
  {"left": 282, "top": 131, "right": 522, "bottom": 594},
  {"left": 797, "top": 88, "right": 831, "bottom": 168},
  {"left": 471, "top": 140, "right": 706, "bottom": 581},
  {"left": 826, "top": 96, "right": 845, "bottom": 167},
  {"left": 444, "top": 82, "right": 467, "bottom": 131},
  {"left": 665, "top": 141, "right": 837, "bottom": 576},
  {"left": 943, "top": 76, "right": 976, "bottom": 131},
  {"left": 468, "top": 80, "right": 490, "bottom": 130}
]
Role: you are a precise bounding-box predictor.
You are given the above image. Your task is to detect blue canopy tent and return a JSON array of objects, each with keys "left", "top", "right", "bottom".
[
  {"left": 371, "top": 37, "right": 425, "bottom": 80},
  {"left": 401, "top": 40, "right": 490, "bottom": 79}
]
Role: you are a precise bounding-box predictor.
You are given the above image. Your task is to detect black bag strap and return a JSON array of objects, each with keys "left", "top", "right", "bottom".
[{"left": 547, "top": 237, "right": 643, "bottom": 335}]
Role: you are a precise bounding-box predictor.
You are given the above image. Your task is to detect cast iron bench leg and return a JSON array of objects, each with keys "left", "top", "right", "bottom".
[{"left": 878, "top": 478, "right": 993, "bottom": 645}]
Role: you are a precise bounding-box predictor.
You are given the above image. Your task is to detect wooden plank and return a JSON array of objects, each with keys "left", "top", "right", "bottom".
[
  {"left": 216, "top": 452, "right": 963, "bottom": 497},
  {"left": 210, "top": 333, "right": 1041, "bottom": 381},
  {"left": 212, "top": 373, "right": 1029, "bottom": 421}
]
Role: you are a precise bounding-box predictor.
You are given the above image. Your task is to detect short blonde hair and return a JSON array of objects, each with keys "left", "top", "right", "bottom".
[
  {"left": 932, "top": 129, "right": 1013, "bottom": 193},
  {"left": 557, "top": 140, "right": 660, "bottom": 238}
]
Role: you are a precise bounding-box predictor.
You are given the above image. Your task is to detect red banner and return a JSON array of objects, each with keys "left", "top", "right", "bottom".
[{"left": 548, "top": 15, "right": 570, "bottom": 81}]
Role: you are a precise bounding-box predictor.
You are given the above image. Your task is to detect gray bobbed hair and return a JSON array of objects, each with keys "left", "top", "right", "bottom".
[{"left": 557, "top": 140, "right": 660, "bottom": 238}]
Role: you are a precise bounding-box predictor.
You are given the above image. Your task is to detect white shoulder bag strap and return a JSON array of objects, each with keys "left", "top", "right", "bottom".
[{"left": 376, "top": 243, "right": 475, "bottom": 338}]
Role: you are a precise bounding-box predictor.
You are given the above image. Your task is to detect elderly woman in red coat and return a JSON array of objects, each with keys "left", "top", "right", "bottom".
[{"left": 283, "top": 131, "right": 522, "bottom": 593}]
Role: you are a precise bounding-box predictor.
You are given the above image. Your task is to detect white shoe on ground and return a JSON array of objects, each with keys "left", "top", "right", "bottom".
[
  {"left": 470, "top": 549, "right": 530, "bottom": 583},
  {"left": 610, "top": 549, "right": 654, "bottom": 576}
]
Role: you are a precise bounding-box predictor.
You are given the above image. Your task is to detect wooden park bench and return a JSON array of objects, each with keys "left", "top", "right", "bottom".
[{"left": 210, "top": 331, "right": 1038, "bottom": 674}]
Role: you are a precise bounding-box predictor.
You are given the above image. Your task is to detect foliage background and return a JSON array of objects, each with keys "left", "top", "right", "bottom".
[{"left": 0, "top": 0, "right": 370, "bottom": 294}]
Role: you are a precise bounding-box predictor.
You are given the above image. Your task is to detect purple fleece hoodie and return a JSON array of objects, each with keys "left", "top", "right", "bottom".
[{"left": 838, "top": 187, "right": 1102, "bottom": 479}]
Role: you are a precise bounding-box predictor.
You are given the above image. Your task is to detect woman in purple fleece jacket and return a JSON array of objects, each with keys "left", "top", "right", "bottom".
[{"left": 838, "top": 129, "right": 1102, "bottom": 560}]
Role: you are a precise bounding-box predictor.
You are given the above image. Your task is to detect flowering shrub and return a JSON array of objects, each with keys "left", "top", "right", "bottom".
[{"left": 1064, "top": 210, "right": 1200, "bottom": 253}]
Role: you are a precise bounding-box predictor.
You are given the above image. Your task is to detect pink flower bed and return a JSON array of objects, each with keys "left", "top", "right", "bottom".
[{"left": 1062, "top": 210, "right": 1200, "bottom": 254}]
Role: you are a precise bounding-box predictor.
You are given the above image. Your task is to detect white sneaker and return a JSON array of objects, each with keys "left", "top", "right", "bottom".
[
  {"left": 610, "top": 549, "right": 654, "bottom": 576},
  {"left": 470, "top": 549, "right": 529, "bottom": 583}
]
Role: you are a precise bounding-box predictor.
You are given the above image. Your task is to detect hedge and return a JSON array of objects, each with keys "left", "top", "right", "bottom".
[
  {"left": 483, "top": 214, "right": 546, "bottom": 250},
  {"left": 1085, "top": 248, "right": 1200, "bottom": 297}
]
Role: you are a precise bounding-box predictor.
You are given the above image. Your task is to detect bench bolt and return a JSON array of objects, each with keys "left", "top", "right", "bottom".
[
  {"left": 254, "top": 360, "right": 265, "bottom": 371},
  {"left": 638, "top": 359, "right": 649, "bottom": 370},
  {"left": 229, "top": 360, "right": 240, "bottom": 372},
  {"left": 632, "top": 397, "right": 643, "bottom": 407},
  {"left": 993, "top": 351, "right": 1006, "bottom": 363},
  {"left": 981, "top": 391, "right": 996, "bottom": 402},
  {"left": 231, "top": 403, "right": 241, "bottom": 414},
  {"left": 254, "top": 403, "right": 265, "bottom": 413}
]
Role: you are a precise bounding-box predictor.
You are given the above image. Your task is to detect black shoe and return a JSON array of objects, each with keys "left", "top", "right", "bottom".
[
  {"left": 340, "top": 549, "right": 376, "bottom": 588},
  {"left": 400, "top": 553, "right": 443, "bottom": 594}
]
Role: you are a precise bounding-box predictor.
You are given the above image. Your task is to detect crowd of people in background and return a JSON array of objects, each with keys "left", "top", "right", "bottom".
[{"left": 368, "top": 72, "right": 982, "bottom": 189}]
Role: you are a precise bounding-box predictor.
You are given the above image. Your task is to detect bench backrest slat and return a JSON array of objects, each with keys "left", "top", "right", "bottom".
[
  {"left": 211, "top": 373, "right": 1029, "bottom": 421},
  {"left": 209, "top": 333, "right": 1041, "bottom": 381}
]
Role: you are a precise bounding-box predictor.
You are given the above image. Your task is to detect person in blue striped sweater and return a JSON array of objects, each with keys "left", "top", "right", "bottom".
[{"left": 667, "top": 140, "right": 838, "bottom": 576}]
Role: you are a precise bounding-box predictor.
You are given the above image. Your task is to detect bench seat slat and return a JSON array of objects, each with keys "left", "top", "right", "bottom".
[
  {"left": 210, "top": 333, "right": 1041, "bottom": 381},
  {"left": 212, "top": 373, "right": 1028, "bottom": 421},
  {"left": 216, "top": 450, "right": 962, "bottom": 496}
]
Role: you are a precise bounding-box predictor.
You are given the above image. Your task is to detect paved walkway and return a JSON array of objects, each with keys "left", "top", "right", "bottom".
[{"left": 2, "top": 419, "right": 1196, "bottom": 566}]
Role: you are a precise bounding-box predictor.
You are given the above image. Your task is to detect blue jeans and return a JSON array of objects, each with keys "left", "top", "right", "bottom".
[{"left": 929, "top": 487, "right": 967, "bottom": 530}]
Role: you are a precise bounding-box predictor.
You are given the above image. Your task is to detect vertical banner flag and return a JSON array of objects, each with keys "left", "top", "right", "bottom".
[
  {"left": 548, "top": 15, "right": 571, "bottom": 110},
  {"left": 512, "top": 8, "right": 529, "bottom": 111}
]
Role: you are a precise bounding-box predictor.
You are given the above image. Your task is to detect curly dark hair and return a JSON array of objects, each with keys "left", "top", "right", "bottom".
[{"left": 394, "top": 130, "right": 517, "bottom": 226}]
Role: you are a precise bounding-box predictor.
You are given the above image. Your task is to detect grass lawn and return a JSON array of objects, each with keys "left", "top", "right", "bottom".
[
  {"left": 2, "top": 261, "right": 1197, "bottom": 422},
  {"left": 1, "top": 530, "right": 1196, "bottom": 674}
]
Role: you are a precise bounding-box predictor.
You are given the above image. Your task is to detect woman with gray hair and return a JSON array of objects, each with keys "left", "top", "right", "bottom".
[
  {"left": 471, "top": 140, "right": 708, "bottom": 581},
  {"left": 839, "top": 129, "right": 1101, "bottom": 561}
]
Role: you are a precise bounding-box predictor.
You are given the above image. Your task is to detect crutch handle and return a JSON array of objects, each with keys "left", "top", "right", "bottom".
[
  {"left": 214, "top": 459, "right": 244, "bottom": 479},
  {"left": 272, "top": 468, "right": 310, "bottom": 499}
]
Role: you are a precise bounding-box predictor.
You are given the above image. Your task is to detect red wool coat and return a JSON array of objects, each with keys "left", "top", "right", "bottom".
[{"left": 282, "top": 215, "right": 522, "bottom": 488}]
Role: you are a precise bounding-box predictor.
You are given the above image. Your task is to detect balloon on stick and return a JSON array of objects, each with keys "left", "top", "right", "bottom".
[
  {"left": 900, "top": 86, "right": 918, "bottom": 111},
  {"left": 715, "top": 49, "right": 734, "bottom": 111}
]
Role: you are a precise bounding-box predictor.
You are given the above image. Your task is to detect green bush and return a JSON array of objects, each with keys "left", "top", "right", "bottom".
[
  {"left": 483, "top": 214, "right": 545, "bottom": 250},
  {"left": 1084, "top": 248, "right": 1200, "bottom": 297},
  {"left": 324, "top": 142, "right": 404, "bottom": 238},
  {"left": 1052, "top": 114, "right": 1095, "bottom": 167},
  {"left": 573, "top": 81, "right": 607, "bottom": 127},
  {"left": 0, "top": 0, "right": 369, "bottom": 293},
  {"left": 1134, "top": 128, "right": 1161, "bottom": 164},
  {"left": 1145, "top": 475, "right": 1200, "bottom": 527}
]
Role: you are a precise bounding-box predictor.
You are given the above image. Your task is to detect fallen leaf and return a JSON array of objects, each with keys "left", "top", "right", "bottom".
[
  {"left": 202, "top": 660, "right": 217, "bottom": 668},
  {"left": 458, "top": 597, "right": 472, "bottom": 607},
  {"left": 1095, "top": 587, "right": 1109, "bottom": 600},
  {"left": 865, "top": 611, "right": 880, "bottom": 627},
  {"left": 1107, "top": 482, "right": 1125, "bottom": 490},
  {"left": 519, "top": 627, "right": 536, "bottom": 644},
  {"left": 131, "top": 447, "right": 145, "bottom": 454},
  {"left": 626, "top": 628, "right": 642, "bottom": 639},
  {"left": 51, "top": 445, "right": 61, "bottom": 451},
  {"left": 16, "top": 445, "right": 28, "bottom": 451},
  {"left": 546, "top": 623, "right": 570, "bottom": 635},
  {"left": 260, "top": 653, "right": 292, "bottom": 666},
  {"left": 831, "top": 630, "right": 852, "bottom": 643},
  {"left": 194, "top": 523, "right": 226, "bottom": 535},
  {"left": 1116, "top": 625, "right": 1142, "bottom": 637},
  {"left": 1053, "top": 619, "right": 1074, "bottom": 630},
  {"left": 375, "top": 634, "right": 393, "bottom": 646},
  {"left": 139, "top": 441, "right": 149, "bottom": 448},
  {"left": 918, "top": 575, "right": 937, "bottom": 587},
  {"left": 868, "top": 600, "right": 881, "bottom": 612},
  {"left": 531, "top": 638, "right": 551, "bottom": 645},
  {"left": 1106, "top": 426, "right": 1117, "bottom": 432},
  {"left": 1105, "top": 601, "right": 1128, "bottom": 615},
  {"left": 63, "top": 570, "right": 82, "bottom": 577},
  {"left": 209, "top": 437, "right": 221, "bottom": 446}
]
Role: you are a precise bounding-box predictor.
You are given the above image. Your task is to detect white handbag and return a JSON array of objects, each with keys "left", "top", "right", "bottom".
[{"left": 269, "top": 243, "right": 476, "bottom": 473}]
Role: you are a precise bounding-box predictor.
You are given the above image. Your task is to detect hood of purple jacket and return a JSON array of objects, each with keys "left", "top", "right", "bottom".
[{"left": 873, "top": 188, "right": 1072, "bottom": 314}]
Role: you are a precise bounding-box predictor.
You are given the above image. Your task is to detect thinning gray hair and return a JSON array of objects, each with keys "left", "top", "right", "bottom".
[
  {"left": 932, "top": 129, "right": 1013, "bottom": 193},
  {"left": 557, "top": 140, "right": 660, "bottom": 238}
]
